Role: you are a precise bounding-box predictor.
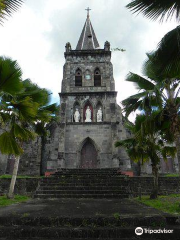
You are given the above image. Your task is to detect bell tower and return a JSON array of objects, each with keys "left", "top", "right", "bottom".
[{"left": 46, "top": 10, "right": 132, "bottom": 172}]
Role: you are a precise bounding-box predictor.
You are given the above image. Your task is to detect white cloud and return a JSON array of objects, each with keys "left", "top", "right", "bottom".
[{"left": 0, "top": 0, "right": 178, "bottom": 107}]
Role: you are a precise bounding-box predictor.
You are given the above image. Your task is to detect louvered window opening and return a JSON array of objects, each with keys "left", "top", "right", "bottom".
[
  {"left": 94, "top": 70, "right": 101, "bottom": 86},
  {"left": 75, "top": 70, "right": 82, "bottom": 86}
]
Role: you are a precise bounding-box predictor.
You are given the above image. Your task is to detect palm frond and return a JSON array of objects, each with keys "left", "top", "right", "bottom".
[
  {"left": 126, "top": 72, "right": 155, "bottom": 90},
  {"left": 126, "top": 0, "right": 180, "bottom": 22},
  {"left": 0, "top": 56, "right": 23, "bottom": 95},
  {"left": 122, "top": 92, "right": 146, "bottom": 116},
  {"left": 115, "top": 138, "right": 134, "bottom": 148},
  {"left": 143, "top": 52, "right": 166, "bottom": 81},
  {"left": 20, "top": 79, "right": 51, "bottom": 106},
  {"left": 41, "top": 103, "right": 58, "bottom": 114},
  {"left": 11, "top": 97, "right": 38, "bottom": 121},
  {"left": 13, "top": 123, "right": 36, "bottom": 141},
  {"left": 0, "top": 0, "right": 23, "bottom": 24},
  {"left": 155, "top": 26, "right": 180, "bottom": 76},
  {"left": 0, "top": 131, "right": 23, "bottom": 155},
  {"left": 161, "top": 146, "right": 177, "bottom": 160}
]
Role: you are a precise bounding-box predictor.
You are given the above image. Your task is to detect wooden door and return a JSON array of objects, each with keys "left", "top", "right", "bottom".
[{"left": 81, "top": 140, "right": 97, "bottom": 169}]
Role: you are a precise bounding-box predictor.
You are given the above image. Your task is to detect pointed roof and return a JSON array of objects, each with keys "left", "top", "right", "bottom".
[{"left": 76, "top": 15, "right": 100, "bottom": 50}]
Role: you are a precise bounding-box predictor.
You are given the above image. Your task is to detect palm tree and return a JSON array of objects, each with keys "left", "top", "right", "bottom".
[
  {"left": 0, "top": 94, "right": 38, "bottom": 198},
  {"left": 122, "top": 53, "right": 180, "bottom": 175},
  {"left": 126, "top": 1, "right": 180, "bottom": 74},
  {"left": 115, "top": 114, "right": 176, "bottom": 199},
  {"left": 0, "top": 0, "right": 23, "bottom": 24},
  {"left": 22, "top": 79, "right": 59, "bottom": 175},
  {"left": 0, "top": 58, "right": 58, "bottom": 198},
  {"left": 126, "top": 0, "right": 180, "bottom": 22}
]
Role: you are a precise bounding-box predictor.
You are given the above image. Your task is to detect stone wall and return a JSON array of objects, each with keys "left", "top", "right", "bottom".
[
  {"left": 128, "top": 177, "right": 180, "bottom": 197},
  {"left": 0, "top": 177, "right": 179, "bottom": 197},
  {"left": 0, "top": 154, "right": 8, "bottom": 175},
  {"left": 64, "top": 123, "right": 113, "bottom": 168},
  {"left": 18, "top": 138, "right": 42, "bottom": 176},
  {"left": 0, "top": 178, "right": 39, "bottom": 196}
]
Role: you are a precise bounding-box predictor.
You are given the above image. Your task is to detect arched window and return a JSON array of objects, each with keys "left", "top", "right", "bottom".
[
  {"left": 94, "top": 68, "right": 101, "bottom": 86},
  {"left": 75, "top": 68, "right": 82, "bottom": 86}
]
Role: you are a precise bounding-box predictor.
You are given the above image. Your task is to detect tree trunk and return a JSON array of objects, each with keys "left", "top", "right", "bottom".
[
  {"left": 150, "top": 164, "right": 158, "bottom": 199},
  {"left": 137, "top": 160, "right": 141, "bottom": 176},
  {"left": 7, "top": 156, "right": 20, "bottom": 199},
  {"left": 174, "top": 134, "right": 180, "bottom": 175}
]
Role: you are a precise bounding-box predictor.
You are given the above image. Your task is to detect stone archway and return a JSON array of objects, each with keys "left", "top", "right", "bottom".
[{"left": 80, "top": 138, "right": 97, "bottom": 169}]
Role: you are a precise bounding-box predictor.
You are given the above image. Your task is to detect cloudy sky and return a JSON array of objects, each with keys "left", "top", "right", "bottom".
[{"left": 0, "top": 0, "right": 178, "bottom": 113}]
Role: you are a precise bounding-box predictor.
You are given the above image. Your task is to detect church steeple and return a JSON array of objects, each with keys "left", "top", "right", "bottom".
[{"left": 76, "top": 9, "right": 100, "bottom": 50}]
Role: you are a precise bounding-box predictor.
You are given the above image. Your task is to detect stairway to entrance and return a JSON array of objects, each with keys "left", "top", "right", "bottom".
[
  {"left": 34, "top": 168, "right": 130, "bottom": 199},
  {"left": 1, "top": 169, "right": 179, "bottom": 240}
]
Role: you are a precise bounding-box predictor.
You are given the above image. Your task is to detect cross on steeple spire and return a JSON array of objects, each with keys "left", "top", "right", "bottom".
[
  {"left": 85, "top": 7, "right": 91, "bottom": 18},
  {"left": 76, "top": 8, "right": 100, "bottom": 50}
]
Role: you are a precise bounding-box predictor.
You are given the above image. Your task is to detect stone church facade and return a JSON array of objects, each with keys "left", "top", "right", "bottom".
[{"left": 45, "top": 14, "right": 132, "bottom": 173}]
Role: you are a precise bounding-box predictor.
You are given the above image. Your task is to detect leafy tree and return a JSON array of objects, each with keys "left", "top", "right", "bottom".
[
  {"left": 0, "top": 0, "right": 23, "bottom": 24},
  {"left": 115, "top": 114, "right": 176, "bottom": 199}
]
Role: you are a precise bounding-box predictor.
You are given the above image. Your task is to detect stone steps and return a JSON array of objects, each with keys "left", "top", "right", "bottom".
[
  {"left": 0, "top": 225, "right": 178, "bottom": 239},
  {"left": 0, "top": 239, "right": 162, "bottom": 240},
  {"left": 40, "top": 181, "right": 129, "bottom": 185},
  {"left": 0, "top": 216, "right": 166, "bottom": 227},
  {"left": 0, "top": 239, "right": 163, "bottom": 240},
  {"left": 36, "top": 190, "right": 127, "bottom": 194},
  {"left": 40, "top": 186, "right": 127, "bottom": 190},
  {"left": 49, "top": 176, "right": 121, "bottom": 179},
  {"left": 52, "top": 172, "right": 122, "bottom": 175},
  {"left": 34, "top": 194, "right": 129, "bottom": 199},
  {"left": 42, "top": 180, "right": 128, "bottom": 184},
  {"left": 39, "top": 184, "right": 129, "bottom": 187},
  {"left": 34, "top": 169, "right": 130, "bottom": 199},
  {"left": 55, "top": 168, "right": 120, "bottom": 172},
  {"left": 42, "top": 177, "right": 128, "bottom": 181}
]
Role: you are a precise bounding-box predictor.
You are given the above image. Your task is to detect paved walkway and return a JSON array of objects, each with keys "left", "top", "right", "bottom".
[
  {"left": 0, "top": 198, "right": 167, "bottom": 219},
  {"left": 0, "top": 198, "right": 179, "bottom": 239},
  {"left": 0, "top": 199, "right": 172, "bottom": 222}
]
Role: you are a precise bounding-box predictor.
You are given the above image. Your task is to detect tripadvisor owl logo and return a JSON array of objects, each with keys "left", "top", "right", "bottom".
[
  {"left": 135, "top": 227, "right": 143, "bottom": 235},
  {"left": 135, "top": 227, "right": 174, "bottom": 235}
]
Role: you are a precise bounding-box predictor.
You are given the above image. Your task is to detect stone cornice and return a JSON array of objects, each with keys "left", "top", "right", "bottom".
[
  {"left": 59, "top": 91, "right": 117, "bottom": 97},
  {"left": 64, "top": 50, "right": 111, "bottom": 58},
  {"left": 66, "top": 122, "right": 113, "bottom": 125}
]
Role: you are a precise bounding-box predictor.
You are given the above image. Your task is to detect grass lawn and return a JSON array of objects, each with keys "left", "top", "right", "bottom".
[
  {"left": 0, "top": 175, "right": 43, "bottom": 179},
  {"left": 135, "top": 194, "right": 180, "bottom": 215},
  {"left": 0, "top": 195, "right": 30, "bottom": 207},
  {"left": 163, "top": 174, "right": 179, "bottom": 177}
]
